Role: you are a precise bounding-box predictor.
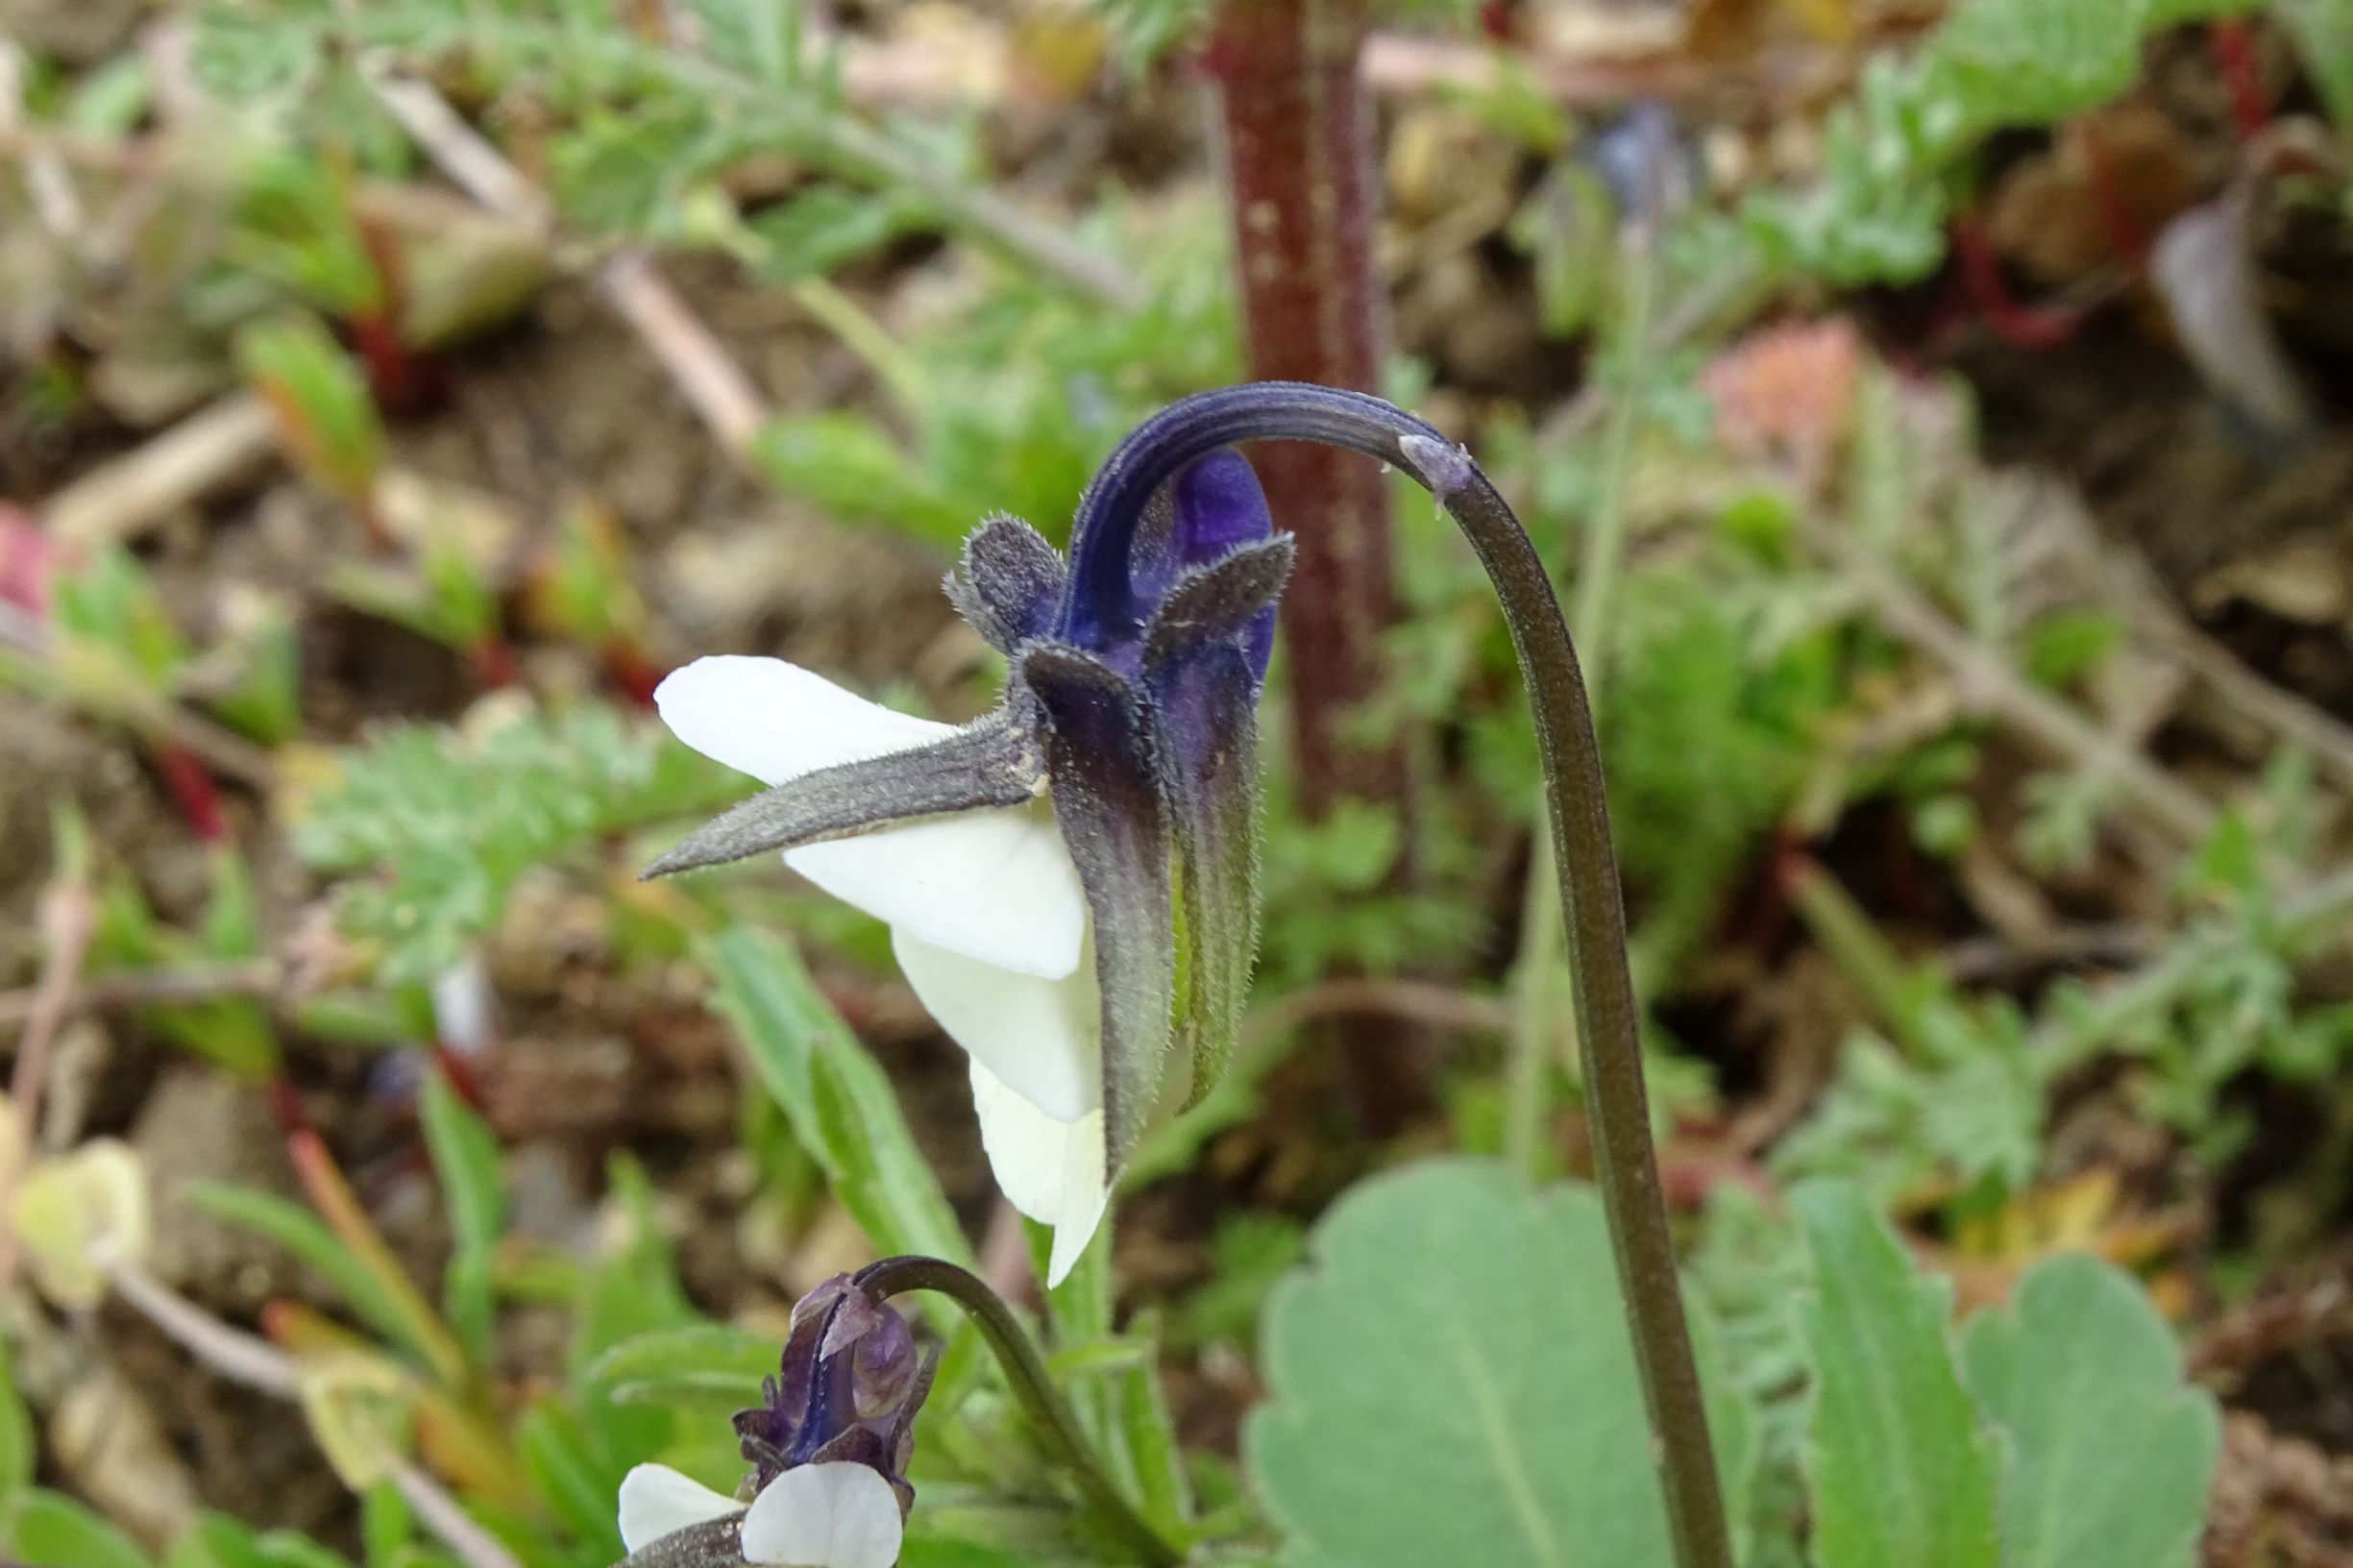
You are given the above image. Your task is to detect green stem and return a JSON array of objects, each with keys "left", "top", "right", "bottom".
[
  {"left": 787, "top": 277, "right": 929, "bottom": 414},
  {"left": 853, "top": 1256, "right": 1184, "bottom": 1568},
  {"left": 1504, "top": 233, "right": 1657, "bottom": 1175}
]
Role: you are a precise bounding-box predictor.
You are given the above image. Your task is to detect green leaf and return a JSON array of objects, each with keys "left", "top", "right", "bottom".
[
  {"left": 184, "top": 1183, "right": 399, "bottom": 1343},
  {"left": 418, "top": 1068, "right": 504, "bottom": 1363},
  {"left": 1923, "top": 0, "right": 2149, "bottom": 133},
  {"left": 1245, "top": 1159, "right": 1754, "bottom": 1568},
  {"left": 2279, "top": 0, "right": 2353, "bottom": 130},
  {"left": 895, "top": 1536, "right": 1041, "bottom": 1568},
  {"left": 584, "top": 1324, "right": 781, "bottom": 1407},
  {"left": 699, "top": 925, "right": 970, "bottom": 1267},
  {"left": 513, "top": 1399, "right": 627, "bottom": 1561},
  {"left": 574, "top": 1156, "right": 698, "bottom": 1365},
  {"left": 167, "top": 1512, "right": 355, "bottom": 1568},
  {"left": 0, "top": 1328, "right": 32, "bottom": 1511},
  {"left": 186, "top": 1173, "right": 466, "bottom": 1391},
  {"left": 680, "top": 0, "right": 806, "bottom": 82},
  {"left": 9, "top": 1492, "right": 154, "bottom": 1568},
  {"left": 359, "top": 1484, "right": 413, "bottom": 1568},
  {"left": 1792, "top": 1181, "right": 2000, "bottom": 1568},
  {"left": 294, "top": 702, "right": 739, "bottom": 984},
  {"left": 234, "top": 312, "right": 386, "bottom": 507},
  {"left": 1959, "top": 1253, "right": 2220, "bottom": 1568},
  {"left": 750, "top": 188, "right": 930, "bottom": 282},
  {"left": 1115, "top": 1316, "right": 1192, "bottom": 1540},
  {"left": 748, "top": 413, "right": 972, "bottom": 547}
]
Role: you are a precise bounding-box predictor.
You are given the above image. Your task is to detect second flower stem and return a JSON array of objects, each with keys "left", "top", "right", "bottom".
[{"left": 853, "top": 1256, "right": 1184, "bottom": 1568}]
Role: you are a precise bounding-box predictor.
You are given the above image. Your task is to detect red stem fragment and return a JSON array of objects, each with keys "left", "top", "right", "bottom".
[
  {"left": 2072, "top": 120, "right": 2150, "bottom": 270},
  {"left": 2209, "top": 19, "right": 2270, "bottom": 142},
  {"left": 153, "top": 742, "right": 228, "bottom": 842},
  {"left": 1950, "top": 215, "right": 2084, "bottom": 352},
  {"left": 604, "top": 641, "right": 665, "bottom": 707},
  {"left": 469, "top": 636, "right": 519, "bottom": 690}
]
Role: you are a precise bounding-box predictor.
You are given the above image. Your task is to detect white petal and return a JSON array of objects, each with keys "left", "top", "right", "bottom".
[
  {"left": 790, "top": 802, "right": 1084, "bottom": 979},
  {"left": 655, "top": 654, "right": 1087, "bottom": 978},
  {"left": 656, "top": 655, "right": 952, "bottom": 786},
  {"left": 968, "top": 1060, "right": 1110, "bottom": 1287},
  {"left": 894, "top": 927, "right": 1100, "bottom": 1121},
  {"left": 739, "top": 1462, "right": 903, "bottom": 1568},
  {"left": 429, "top": 951, "right": 496, "bottom": 1057},
  {"left": 618, "top": 1463, "right": 743, "bottom": 1554}
]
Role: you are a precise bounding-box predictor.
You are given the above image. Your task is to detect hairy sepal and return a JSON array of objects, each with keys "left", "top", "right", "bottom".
[
  {"left": 1017, "top": 643, "right": 1175, "bottom": 1171},
  {"left": 644, "top": 711, "right": 1043, "bottom": 878}
]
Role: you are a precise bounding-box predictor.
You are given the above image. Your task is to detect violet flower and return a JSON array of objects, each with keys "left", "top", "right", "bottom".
[
  {"left": 615, "top": 1275, "right": 933, "bottom": 1568},
  {"left": 649, "top": 452, "right": 1289, "bottom": 1285}
]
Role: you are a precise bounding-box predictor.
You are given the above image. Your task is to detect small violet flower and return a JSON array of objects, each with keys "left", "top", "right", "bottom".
[
  {"left": 650, "top": 452, "right": 1290, "bottom": 1285},
  {"left": 616, "top": 1275, "right": 933, "bottom": 1568}
]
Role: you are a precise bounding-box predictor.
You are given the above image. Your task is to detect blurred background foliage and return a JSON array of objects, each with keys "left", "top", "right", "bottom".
[{"left": 6, "top": 0, "right": 2353, "bottom": 1561}]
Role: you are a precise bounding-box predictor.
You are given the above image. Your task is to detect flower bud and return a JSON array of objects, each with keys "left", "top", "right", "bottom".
[{"left": 734, "top": 1275, "right": 933, "bottom": 1508}]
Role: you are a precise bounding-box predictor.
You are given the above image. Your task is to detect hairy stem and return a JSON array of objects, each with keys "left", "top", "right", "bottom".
[
  {"left": 1505, "top": 231, "right": 1657, "bottom": 1175},
  {"left": 1064, "top": 382, "right": 1733, "bottom": 1568},
  {"left": 853, "top": 1257, "right": 1184, "bottom": 1568}
]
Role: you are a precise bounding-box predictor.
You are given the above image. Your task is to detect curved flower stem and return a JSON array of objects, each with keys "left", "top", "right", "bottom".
[
  {"left": 852, "top": 1256, "right": 1185, "bottom": 1568},
  {"left": 1504, "top": 228, "right": 1658, "bottom": 1176},
  {"left": 1064, "top": 383, "right": 1733, "bottom": 1568}
]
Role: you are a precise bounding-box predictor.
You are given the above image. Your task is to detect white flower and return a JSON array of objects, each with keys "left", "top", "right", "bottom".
[
  {"left": 617, "top": 1461, "right": 901, "bottom": 1568},
  {"left": 657, "top": 655, "right": 1111, "bottom": 1286}
]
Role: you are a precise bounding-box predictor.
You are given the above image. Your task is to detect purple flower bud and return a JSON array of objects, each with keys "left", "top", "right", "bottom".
[
  {"left": 1068, "top": 450, "right": 1279, "bottom": 676},
  {"left": 733, "top": 1276, "right": 936, "bottom": 1515}
]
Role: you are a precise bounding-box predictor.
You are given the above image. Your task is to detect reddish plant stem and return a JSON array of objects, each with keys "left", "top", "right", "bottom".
[
  {"left": 353, "top": 212, "right": 443, "bottom": 416},
  {"left": 153, "top": 741, "right": 228, "bottom": 842},
  {"left": 603, "top": 640, "right": 665, "bottom": 707},
  {"left": 2209, "top": 19, "right": 2270, "bottom": 142},
  {"left": 1205, "top": 0, "right": 1405, "bottom": 819},
  {"left": 1950, "top": 214, "right": 2083, "bottom": 352},
  {"left": 2072, "top": 120, "right": 2149, "bottom": 270},
  {"left": 429, "top": 1044, "right": 491, "bottom": 1117},
  {"left": 265, "top": 1073, "right": 312, "bottom": 1140},
  {"left": 1205, "top": 0, "right": 1423, "bottom": 1132},
  {"left": 469, "top": 635, "right": 519, "bottom": 690}
]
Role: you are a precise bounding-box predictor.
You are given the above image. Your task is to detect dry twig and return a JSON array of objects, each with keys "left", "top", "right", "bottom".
[
  {"left": 364, "top": 67, "right": 774, "bottom": 461},
  {"left": 39, "top": 395, "right": 280, "bottom": 551},
  {"left": 0, "top": 601, "right": 277, "bottom": 787},
  {"left": 0, "top": 879, "right": 96, "bottom": 1294},
  {"left": 107, "top": 1262, "right": 525, "bottom": 1568},
  {"left": 1805, "top": 520, "right": 2220, "bottom": 847},
  {"left": 0, "top": 957, "right": 282, "bottom": 1034},
  {"left": 1240, "top": 976, "right": 1515, "bottom": 1047}
]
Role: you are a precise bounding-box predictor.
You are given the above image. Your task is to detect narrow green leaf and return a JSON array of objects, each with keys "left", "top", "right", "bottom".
[
  {"left": 699, "top": 926, "right": 969, "bottom": 1266},
  {"left": 1792, "top": 1180, "right": 2000, "bottom": 1568},
  {"left": 895, "top": 1536, "right": 1039, "bottom": 1568},
  {"left": 418, "top": 1068, "right": 505, "bottom": 1363},
  {"left": 584, "top": 1324, "right": 781, "bottom": 1407},
  {"left": 513, "top": 1399, "right": 627, "bottom": 1561},
  {"left": 234, "top": 312, "right": 386, "bottom": 507},
  {"left": 0, "top": 1329, "right": 33, "bottom": 1511},
  {"left": 9, "top": 1492, "right": 154, "bottom": 1568},
  {"left": 1246, "top": 1158, "right": 1754, "bottom": 1568},
  {"left": 1959, "top": 1253, "right": 2220, "bottom": 1568},
  {"left": 167, "top": 1511, "right": 355, "bottom": 1568},
  {"left": 359, "top": 1483, "right": 413, "bottom": 1568},
  {"left": 574, "top": 1156, "right": 698, "bottom": 1365},
  {"left": 184, "top": 1184, "right": 416, "bottom": 1357},
  {"left": 1115, "top": 1313, "right": 1192, "bottom": 1539}
]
